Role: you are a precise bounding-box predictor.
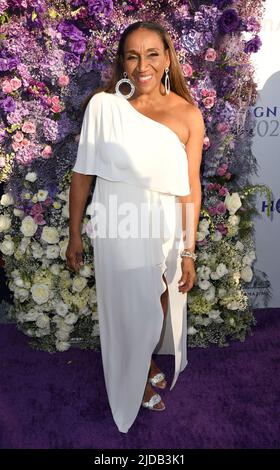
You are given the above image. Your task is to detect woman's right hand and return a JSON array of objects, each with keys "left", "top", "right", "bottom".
[{"left": 66, "top": 235, "right": 84, "bottom": 272}]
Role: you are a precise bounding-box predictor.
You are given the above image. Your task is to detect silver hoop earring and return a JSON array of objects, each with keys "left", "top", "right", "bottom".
[
  {"left": 115, "top": 72, "right": 135, "bottom": 99},
  {"left": 165, "top": 67, "right": 170, "bottom": 95}
]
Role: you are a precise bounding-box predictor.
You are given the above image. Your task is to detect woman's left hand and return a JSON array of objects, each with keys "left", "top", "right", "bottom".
[{"left": 178, "top": 257, "right": 197, "bottom": 294}]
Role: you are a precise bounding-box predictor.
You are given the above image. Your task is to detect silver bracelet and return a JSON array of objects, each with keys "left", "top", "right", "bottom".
[{"left": 180, "top": 249, "right": 197, "bottom": 261}]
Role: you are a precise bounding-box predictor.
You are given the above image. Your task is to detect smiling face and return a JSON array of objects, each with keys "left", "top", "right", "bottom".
[{"left": 122, "top": 28, "right": 170, "bottom": 96}]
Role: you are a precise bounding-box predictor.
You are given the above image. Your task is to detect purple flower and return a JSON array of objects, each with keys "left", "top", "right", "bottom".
[
  {"left": 218, "top": 9, "right": 241, "bottom": 34},
  {"left": 213, "top": 0, "right": 234, "bottom": 9},
  {"left": 244, "top": 36, "right": 262, "bottom": 54},
  {"left": 0, "top": 57, "right": 18, "bottom": 72},
  {"left": 57, "top": 22, "right": 85, "bottom": 42},
  {"left": 216, "top": 202, "right": 227, "bottom": 215},
  {"left": 88, "top": 0, "right": 113, "bottom": 16},
  {"left": 71, "top": 41, "right": 87, "bottom": 55},
  {"left": 0, "top": 96, "right": 16, "bottom": 113},
  {"left": 216, "top": 223, "right": 228, "bottom": 235}
]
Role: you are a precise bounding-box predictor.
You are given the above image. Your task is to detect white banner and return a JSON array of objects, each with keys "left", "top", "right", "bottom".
[{"left": 247, "top": 0, "right": 280, "bottom": 307}]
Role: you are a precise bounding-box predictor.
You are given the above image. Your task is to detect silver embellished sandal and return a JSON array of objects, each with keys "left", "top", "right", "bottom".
[
  {"left": 142, "top": 392, "right": 166, "bottom": 411},
  {"left": 148, "top": 371, "right": 167, "bottom": 389}
]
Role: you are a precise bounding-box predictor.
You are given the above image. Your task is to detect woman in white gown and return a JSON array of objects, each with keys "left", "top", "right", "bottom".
[{"left": 66, "top": 21, "right": 204, "bottom": 434}]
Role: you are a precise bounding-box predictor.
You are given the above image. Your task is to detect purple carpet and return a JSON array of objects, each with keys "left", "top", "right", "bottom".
[{"left": 0, "top": 309, "right": 279, "bottom": 449}]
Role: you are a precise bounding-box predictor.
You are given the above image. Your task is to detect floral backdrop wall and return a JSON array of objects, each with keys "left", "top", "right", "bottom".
[{"left": 0, "top": 0, "right": 268, "bottom": 352}]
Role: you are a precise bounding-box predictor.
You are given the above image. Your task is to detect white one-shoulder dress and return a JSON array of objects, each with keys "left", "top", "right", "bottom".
[{"left": 72, "top": 91, "right": 190, "bottom": 433}]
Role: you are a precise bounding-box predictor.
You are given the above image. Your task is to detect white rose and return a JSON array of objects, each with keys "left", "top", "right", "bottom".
[
  {"left": 0, "top": 193, "right": 14, "bottom": 206},
  {"left": 24, "top": 310, "right": 41, "bottom": 321},
  {"left": 208, "top": 310, "right": 221, "bottom": 320},
  {"left": 62, "top": 203, "right": 69, "bottom": 218},
  {"left": 187, "top": 326, "right": 198, "bottom": 335},
  {"left": 19, "top": 237, "right": 31, "bottom": 254},
  {"left": 0, "top": 238, "right": 14, "bottom": 255},
  {"left": 14, "top": 287, "right": 29, "bottom": 302},
  {"left": 56, "top": 330, "right": 71, "bottom": 341},
  {"left": 79, "top": 265, "right": 93, "bottom": 278},
  {"left": 50, "top": 263, "right": 61, "bottom": 275},
  {"left": 59, "top": 238, "right": 69, "bottom": 260},
  {"left": 41, "top": 226, "right": 59, "bottom": 244},
  {"left": 36, "top": 314, "right": 50, "bottom": 329},
  {"left": 46, "top": 245, "right": 60, "bottom": 259},
  {"left": 72, "top": 276, "right": 87, "bottom": 292},
  {"left": 235, "top": 241, "right": 244, "bottom": 252},
  {"left": 196, "top": 231, "right": 207, "bottom": 242},
  {"left": 218, "top": 288, "right": 227, "bottom": 298},
  {"left": 55, "top": 301, "right": 68, "bottom": 317},
  {"left": 37, "top": 190, "right": 48, "bottom": 202},
  {"left": 197, "top": 265, "right": 211, "bottom": 280},
  {"left": 20, "top": 216, "right": 38, "bottom": 237},
  {"left": 199, "top": 219, "right": 210, "bottom": 231},
  {"left": 56, "top": 341, "right": 70, "bottom": 352},
  {"left": 242, "top": 252, "right": 255, "bottom": 266},
  {"left": 240, "top": 266, "right": 253, "bottom": 282},
  {"left": 13, "top": 208, "right": 24, "bottom": 218},
  {"left": 228, "top": 215, "right": 240, "bottom": 226},
  {"left": 225, "top": 192, "right": 242, "bottom": 215},
  {"left": 204, "top": 285, "right": 216, "bottom": 302},
  {"left": 89, "top": 288, "right": 97, "bottom": 305},
  {"left": 216, "top": 263, "right": 228, "bottom": 278},
  {"left": 57, "top": 191, "right": 67, "bottom": 201},
  {"left": 198, "top": 279, "right": 211, "bottom": 290},
  {"left": 227, "top": 301, "right": 239, "bottom": 310},
  {"left": 31, "top": 283, "right": 50, "bottom": 304},
  {"left": 14, "top": 276, "right": 25, "bottom": 288},
  {"left": 25, "top": 172, "right": 37, "bottom": 182},
  {"left": 212, "top": 230, "right": 222, "bottom": 241},
  {"left": 0, "top": 214, "right": 11, "bottom": 232},
  {"left": 64, "top": 313, "right": 78, "bottom": 325},
  {"left": 32, "top": 245, "right": 44, "bottom": 258}
]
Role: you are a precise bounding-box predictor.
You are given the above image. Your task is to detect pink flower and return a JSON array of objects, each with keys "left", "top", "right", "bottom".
[
  {"left": 201, "top": 88, "right": 209, "bottom": 98},
  {"left": 208, "top": 206, "right": 217, "bottom": 216},
  {"left": 216, "top": 202, "right": 227, "bottom": 215},
  {"left": 33, "top": 213, "right": 46, "bottom": 225},
  {"left": 203, "top": 136, "right": 210, "bottom": 150},
  {"left": 52, "top": 95, "right": 60, "bottom": 104},
  {"left": 219, "top": 186, "right": 228, "bottom": 196},
  {"left": 51, "top": 103, "right": 62, "bottom": 113},
  {"left": 181, "top": 63, "right": 193, "bottom": 77},
  {"left": 22, "top": 121, "right": 36, "bottom": 134},
  {"left": 216, "top": 164, "right": 228, "bottom": 176},
  {"left": 10, "top": 77, "right": 22, "bottom": 91},
  {"left": 208, "top": 90, "right": 217, "bottom": 98},
  {"left": 205, "top": 48, "right": 217, "bottom": 61},
  {"left": 207, "top": 183, "right": 216, "bottom": 191},
  {"left": 216, "top": 122, "right": 230, "bottom": 134},
  {"left": 12, "top": 141, "right": 21, "bottom": 152},
  {"left": 225, "top": 172, "right": 232, "bottom": 180},
  {"left": 58, "top": 75, "right": 70, "bottom": 87},
  {"left": 13, "top": 131, "right": 24, "bottom": 142},
  {"left": 44, "top": 197, "right": 53, "bottom": 206},
  {"left": 203, "top": 96, "right": 215, "bottom": 109},
  {"left": 22, "top": 138, "right": 31, "bottom": 147},
  {"left": 41, "top": 145, "right": 53, "bottom": 159},
  {"left": 0, "top": 156, "right": 5, "bottom": 168},
  {"left": 216, "top": 223, "right": 228, "bottom": 235},
  {"left": 30, "top": 203, "right": 43, "bottom": 215},
  {"left": 2, "top": 79, "right": 12, "bottom": 94}
]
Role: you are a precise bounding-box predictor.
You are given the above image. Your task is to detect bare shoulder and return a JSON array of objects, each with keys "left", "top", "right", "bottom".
[{"left": 168, "top": 92, "right": 205, "bottom": 143}]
